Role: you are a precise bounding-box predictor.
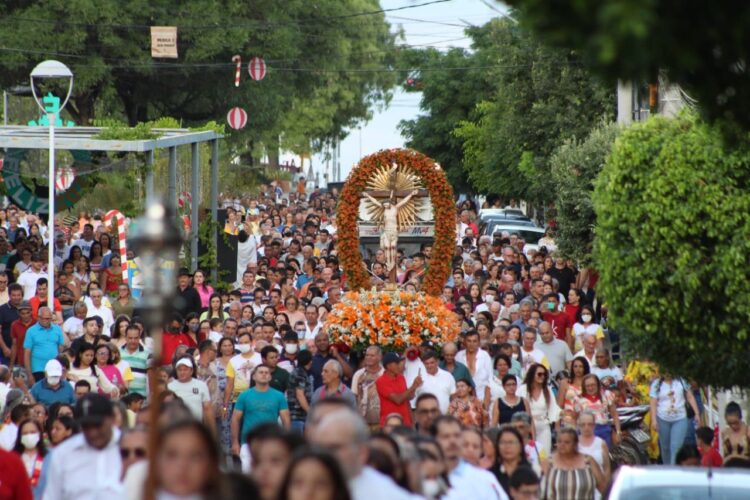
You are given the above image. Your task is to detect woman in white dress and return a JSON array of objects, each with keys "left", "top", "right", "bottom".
[
  {"left": 577, "top": 411, "right": 610, "bottom": 499},
  {"left": 518, "top": 363, "right": 560, "bottom": 456}
]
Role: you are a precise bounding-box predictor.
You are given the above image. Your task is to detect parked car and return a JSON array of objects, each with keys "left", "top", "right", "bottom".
[
  {"left": 484, "top": 223, "right": 545, "bottom": 245},
  {"left": 478, "top": 208, "right": 534, "bottom": 224},
  {"left": 608, "top": 465, "right": 750, "bottom": 499}
]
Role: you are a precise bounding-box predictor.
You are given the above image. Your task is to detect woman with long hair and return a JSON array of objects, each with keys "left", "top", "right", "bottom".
[
  {"left": 468, "top": 283, "right": 482, "bottom": 311},
  {"left": 214, "top": 337, "right": 236, "bottom": 453},
  {"left": 573, "top": 375, "right": 620, "bottom": 447},
  {"left": 13, "top": 418, "right": 48, "bottom": 496},
  {"left": 200, "top": 293, "right": 228, "bottom": 322},
  {"left": 492, "top": 425, "right": 530, "bottom": 497},
  {"left": 89, "top": 241, "right": 105, "bottom": 275},
  {"left": 542, "top": 428, "right": 605, "bottom": 500},
  {"left": 558, "top": 356, "right": 590, "bottom": 426},
  {"left": 67, "top": 342, "right": 119, "bottom": 398},
  {"left": 111, "top": 284, "right": 135, "bottom": 319},
  {"left": 278, "top": 447, "right": 352, "bottom": 500},
  {"left": 571, "top": 305, "right": 604, "bottom": 353},
  {"left": 649, "top": 374, "right": 700, "bottom": 465},
  {"left": 155, "top": 419, "right": 224, "bottom": 498},
  {"left": 723, "top": 401, "right": 750, "bottom": 462},
  {"left": 192, "top": 269, "right": 214, "bottom": 310},
  {"left": 48, "top": 415, "right": 79, "bottom": 448},
  {"left": 110, "top": 315, "right": 131, "bottom": 348},
  {"left": 518, "top": 364, "right": 560, "bottom": 456},
  {"left": 74, "top": 255, "right": 93, "bottom": 287},
  {"left": 100, "top": 255, "right": 123, "bottom": 297},
  {"left": 447, "top": 378, "right": 489, "bottom": 429}
]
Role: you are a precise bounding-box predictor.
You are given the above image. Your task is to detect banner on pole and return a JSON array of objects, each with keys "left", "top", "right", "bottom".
[{"left": 151, "top": 26, "right": 178, "bottom": 58}]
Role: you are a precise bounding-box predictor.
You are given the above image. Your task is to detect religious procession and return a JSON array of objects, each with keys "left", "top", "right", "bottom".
[{"left": 2, "top": 1, "right": 750, "bottom": 500}]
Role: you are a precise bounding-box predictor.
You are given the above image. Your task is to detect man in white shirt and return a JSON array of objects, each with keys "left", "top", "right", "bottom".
[
  {"left": 433, "top": 415, "right": 508, "bottom": 500},
  {"left": 0, "top": 365, "right": 10, "bottom": 416},
  {"left": 167, "top": 357, "right": 214, "bottom": 432},
  {"left": 416, "top": 351, "right": 456, "bottom": 414},
  {"left": 455, "top": 330, "right": 492, "bottom": 408},
  {"left": 44, "top": 393, "right": 123, "bottom": 499},
  {"left": 303, "top": 303, "right": 321, "bottom": 341},
  {"left": 519, "top": 327, "right": 550, "bottom": 377},
  {"left": 534, "top": 321, "right": 572, "bottom": 377},
  {"left": 86, "top": 289, "right": 114, "bottom": 334},
  {"left": 62, "top": 301, "right": 88, "bottom": 340},
  {"left": 17, "top": 253, "right": 47, "bottom": 300},
  {"left": 310, "top": 407, "right": 415, "bottom": 500},
  {"left": 574, "top": 334, "right": 598, "bottom": 368},
  {"left": 229, "top": 332, "right": 261, "bottom": 400},
  {"left": 72, "top": 223, "right": 96, "bottom": 258}
]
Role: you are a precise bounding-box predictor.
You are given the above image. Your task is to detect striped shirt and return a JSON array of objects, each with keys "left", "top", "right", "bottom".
[{"left": 120, "top": 346, "right": 151, "bottom": 396}]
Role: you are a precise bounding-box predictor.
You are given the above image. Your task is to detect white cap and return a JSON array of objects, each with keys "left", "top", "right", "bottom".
[
  {"left": 44, "top": 359, "right": 63, "bottom": 376},
  {"left": 175, "top": 358, "right": 193, "bottom": 369}
]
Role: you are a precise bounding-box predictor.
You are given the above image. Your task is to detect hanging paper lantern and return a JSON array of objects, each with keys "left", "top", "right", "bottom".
[
  {"left": 248, "top": 57, "right": 267, "bottom": 81},
  {"left": 227, "top": 107, "right": 248, "bottom": 130},
  {"left": 55, "top": 166, "right": 76, "bottom": 191}
]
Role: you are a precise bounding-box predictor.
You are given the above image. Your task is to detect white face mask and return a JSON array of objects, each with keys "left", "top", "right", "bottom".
[
  {"left": 46, "top": 376, "right": 61, "bottom": 386},
  {"left": 236, "top": 344, "right": 251, "bottom": 354},
  {"left": 21, "top": 432, "right": 40, "bottom": 450},
  {"left": 581, "top": 314, "right": 593, "bottom": 323},
  {"left": 422, "top": 478, "right": 446, "bottom": 499},
  {"left": 284, "top": 343, "right": 298, "bottom": 354},
  {"left": 484, "top": 295, "right": 494, "bottom": 304}
]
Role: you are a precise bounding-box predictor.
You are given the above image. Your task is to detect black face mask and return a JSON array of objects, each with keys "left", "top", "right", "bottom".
[{"left": 169, "top": 326, "right": 181, "bottom": 334}]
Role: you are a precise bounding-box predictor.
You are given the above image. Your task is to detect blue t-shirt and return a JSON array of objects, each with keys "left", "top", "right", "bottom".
[
  {"left": 236, "top": 387, "right": 288, "bottom": 443},
  {"left": 23, "top": 324, "right": 64, "bottom": 373},
  {"left": 30, "top": 379, "right": 76, "bottom": 407}
]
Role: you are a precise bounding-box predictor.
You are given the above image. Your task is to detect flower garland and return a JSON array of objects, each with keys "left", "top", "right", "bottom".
[
  {"left": 326, "top": 290, "right": 460, "bottom": 353},
  {"left": 336, "top": 148, "right": 456, "bottom": 296}
]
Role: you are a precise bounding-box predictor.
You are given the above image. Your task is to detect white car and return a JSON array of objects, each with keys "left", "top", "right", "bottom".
[{"left": 608, "top": 465, "right": 750, "bottom": 499}]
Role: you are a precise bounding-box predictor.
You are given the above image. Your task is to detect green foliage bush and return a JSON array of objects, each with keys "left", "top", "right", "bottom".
[
  {"left": 551, "top": 121, "right": 620, "bottom": 264},
  {"left": 593, "top": 113, "right": 750, "bottom": 387}
]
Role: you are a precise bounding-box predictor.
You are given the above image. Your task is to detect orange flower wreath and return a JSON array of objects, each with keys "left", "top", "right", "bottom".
[{"left": 336, "top": 148, "right": 456, "bottom": 296}]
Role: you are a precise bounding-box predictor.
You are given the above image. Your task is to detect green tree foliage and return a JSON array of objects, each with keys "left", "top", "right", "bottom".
[
  {"left": 397, "top": 35, "right": 496, "bottom": 193},
  {"left": 550, "top": 121, "right": 620, "bottom": 263},
  {"left": 0, "top": 0, "right": 396, "bottom": 159},
  {"left": 506, "top": 0, "right": 750, "bottom": 134},
  {"left": 453, "top": 19, "right": 613, "bottom": 204},
  {"left": 593, "top": 113, "right": 750, "bottom": 387}
]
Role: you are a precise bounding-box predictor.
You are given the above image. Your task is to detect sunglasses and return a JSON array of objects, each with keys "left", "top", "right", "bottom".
[{"left": 120, "top": 447, "right": 147, "bottom": 459}]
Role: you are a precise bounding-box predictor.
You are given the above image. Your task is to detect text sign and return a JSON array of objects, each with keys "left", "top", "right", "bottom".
[
  {"left": 358, "top": 222, "right": 435, "bottom": 238},
  {"left": 151, "top": 26, "right": 178, "bottom": 58}
]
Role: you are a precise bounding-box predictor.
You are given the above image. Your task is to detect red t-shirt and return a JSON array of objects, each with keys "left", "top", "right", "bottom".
[
  {"left": 700, "top": 447, "right": 723, "bottom": 467},
  {"left": 0, "top": 448, "right": 33, "bottom": 500},
  {"left": 29, "top": 296, "right": 63, "bottom": 320},
  {"left": 10, "top": 319, "right": 34, "bottom": 366},
  {"left": 160, "top": 332, "right": 197, "bottom": 366},
  {"left": 376, "top": 372, "right": 412, "bottom": 426},
  {"left": 542, "top": 311, "right": 571, "bottom": 342},
  {"left": 563, "top": 303, "right": 580, "bottom": 326}
]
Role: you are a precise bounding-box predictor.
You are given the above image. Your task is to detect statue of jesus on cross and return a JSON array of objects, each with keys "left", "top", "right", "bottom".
[{"left": 363, "top": 188, "right": 420, "bottom": 275}]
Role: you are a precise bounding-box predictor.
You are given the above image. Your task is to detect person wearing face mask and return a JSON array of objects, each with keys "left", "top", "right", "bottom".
[
  {"left": 229, "top": 331, "right": 261, "bottom": 403},
  {"left": 159, "top": 314, "right": 196, "bottom": 366},
  {"left": 12, "top": 418, "right": 48, "bottom": 498},
  {"left": 540, "top": 293, "right": 571, "bottom": 347},
  {"left": 29, "top": 359, "right": 75, "bottom": 407},
  {"left": 278, "top": 329, "right": 300, "bottom": 374},
  {"left": 474, "top": 286, "right": 498, "bottom": 314},
  {"left": 571, "top": 305, "right": 604, "bottom": 353}
]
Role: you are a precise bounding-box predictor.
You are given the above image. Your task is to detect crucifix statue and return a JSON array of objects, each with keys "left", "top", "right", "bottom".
[{"left": 362, "top": 163, "right": 429, "bottom": 284}]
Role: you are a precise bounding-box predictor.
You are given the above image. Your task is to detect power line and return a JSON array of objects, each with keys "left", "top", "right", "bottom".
[{"left": 2, "top": 0, "right": 453, "bottom": 31}]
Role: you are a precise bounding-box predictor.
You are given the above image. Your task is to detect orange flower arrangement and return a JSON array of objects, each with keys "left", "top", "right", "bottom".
[
  {"left": 326, "top": 289, "right": 460, "bottom": 353},
  {"left": 336, "top": 148, "right": 456, "bottom": 296}
]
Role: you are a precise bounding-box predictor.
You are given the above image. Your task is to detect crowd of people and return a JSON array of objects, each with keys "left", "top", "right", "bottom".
[{"left": 0, "top": 182, "right": 748, "bottom": 500}]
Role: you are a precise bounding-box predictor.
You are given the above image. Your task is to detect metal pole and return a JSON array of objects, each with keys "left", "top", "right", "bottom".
[
  {"left": 190, "top": 143, "right": 199, "bottom": 271},
  {"left": 145, "top": 150, "right": 155, "bottom": 205},
  {"left": 168, "top": 146, "right": 177, "bottom": 212},
  {"left": 47, "top": 113, "right": 55, "bottom": 309},
  {"left": 3, "top": 91, "right": 7, "bottom": 126},
  {"left": 210, "top": 139, "right": 219, "bottom": 282}
]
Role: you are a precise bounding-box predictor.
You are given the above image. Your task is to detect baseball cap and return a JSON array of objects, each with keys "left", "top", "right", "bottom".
[
  {"left": 382, "top": 352, "right": 403, "bottom": 367},
  {"left": 75, "top": 393, "right": 114, "bottom": 425},
  {"left": 44, "top": 359, "right": 63, "bottom": 376},
  {"left": 18, "top": 301, "right": 31, "bottom": 311},
  {"left": 311, "top": 297, "right": 325, "bottom": 307},
  {"left": 175, "top": 358, "right": 193, "bottom": 369}
]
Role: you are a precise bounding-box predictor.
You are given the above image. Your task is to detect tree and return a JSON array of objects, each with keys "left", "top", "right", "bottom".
[
  {"left": 397, "top": 37, "right": 496, "bottom": 193},
  {"left": 453, "top": 18, "right": 613, "bottom": 204},
  {"left": 550, "top": 121, "right": 620, "bottom": 263},
  {"left": 0, "top": 0, "right": 396, "bottom": 159},
  {"left": 506, "top": 0, "right": 750, "bottom": 135},
  {"left": 593, "top": 112, "right": 750, "bottom": 388}
]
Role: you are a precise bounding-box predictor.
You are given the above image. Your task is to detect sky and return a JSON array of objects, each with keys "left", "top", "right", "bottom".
[{"left": 301, "top": 0, "right": 504, "bottom": 185}]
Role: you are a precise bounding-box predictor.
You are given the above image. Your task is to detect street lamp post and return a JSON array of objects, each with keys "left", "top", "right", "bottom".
[
  {"left": 29, "top": 60, "right": 73, "bottom": 309},
  {"left": 127, "top": 202, "right": 182, "bottom": 500}
]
